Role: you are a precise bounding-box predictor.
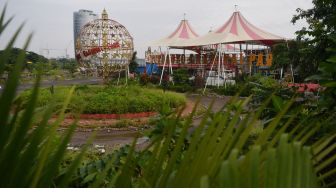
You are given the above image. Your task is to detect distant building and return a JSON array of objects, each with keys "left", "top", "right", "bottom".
[{"left": 73, "top": 10, "right": 98, "bottom": 52}]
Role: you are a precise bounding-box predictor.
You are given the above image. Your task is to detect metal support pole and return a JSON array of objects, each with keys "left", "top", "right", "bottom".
[
  {"left": 200, "top": 53, "right": 204, "bottom": 78},
  {"left": 290, "top": 64, "right": 294, "bottom": 83},
  {"left": 223, "top": 51, "right": 226, "bottom": 88},
  {"left": 168, "top": 48, "right": 174, "bottom": 85},
  {"left": 159, "top": 51, "right": 168, "bottom": 85},
  {"left": 217, "top": 47, "right": 221, "bottom": 88},
  {"left": 239, "top": 43, "right": 242, "bottom": 76},
  {"left": 117, "top": 71, "right": 121, "bottom": 85},
  {"left": 286, "top": 40, "right": 294, "bottom": 83},
  {"left": 126, "top": 65, "right": 129, "bottom": 85},
  {"left": 250, "top": 44, "right": 253, "bottom": 76},
  {"left": 203, "top": 52, "right": 218, "bottom": 94}
]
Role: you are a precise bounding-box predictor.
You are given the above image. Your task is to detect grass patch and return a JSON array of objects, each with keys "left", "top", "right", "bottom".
[{"left": 17, "top": 85, "right": 186, "bottom": 114}]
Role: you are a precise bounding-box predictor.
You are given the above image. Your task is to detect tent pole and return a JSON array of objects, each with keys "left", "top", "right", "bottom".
[
  {"left": 221, "top": 47, "right": 224, "bottom": 75},
  {"left": 168, "top": 48, "right": 174, "bottom": 85},
  {"left": 126, "top": 65, "right": 129, "bottom": 85},
  {"left": 156, "top": 47, "right": 163, "bottom": 75},
  {"left": 217, "top": 46, "right": 221, "bottom": 88},
  {"left": 159, "top": 49, "right": 168, "bottom": 85},
  {"left": 290, "top": 64, "right": 294, "bottom": 83},
  {"left": 245, "top": 43, "right": 248, "bottom": 75},
  {"left": 117, "top": 71, "right": 121, "bottom": 85},
  {"left": 251, "top": 43, "right": 254, "bottom": 76},
  {"left": 222, "top": 45, "right": 226, "bottom": 88},
  {"left": 286, "top": 40, "right": 294, "bottom": 83},
  {"left": 203, "top": 52, "right": 218, "bottom": 94},
  {"left": 239, "top": 43, "right": 242, "bottom": 80},
  {"left": 200, "top": 50, "right": 204, "bottom": 78}
]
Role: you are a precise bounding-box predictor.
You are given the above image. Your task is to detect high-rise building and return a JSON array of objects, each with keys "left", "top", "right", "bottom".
[{"left": 73, "top": 10, "right": 98, "bottom": 52}]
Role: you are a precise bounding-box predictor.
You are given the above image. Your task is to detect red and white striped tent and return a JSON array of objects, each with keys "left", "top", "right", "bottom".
[
  {"left": 189, "top": 11, "right": 286, "bottom": 46},
  {"left": 150, "top": 19, "right": 199, "bottom": 47},
  {"left": 149, "top": 19, "right": 238, "bottom": 50}
]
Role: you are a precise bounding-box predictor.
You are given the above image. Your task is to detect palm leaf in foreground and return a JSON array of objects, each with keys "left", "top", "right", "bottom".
[
  {"left": 70, "top": 93, "right": 336, "bottom": 188},
  {"left": 0, "top": 8, "right": 86, "bottom": 188}
]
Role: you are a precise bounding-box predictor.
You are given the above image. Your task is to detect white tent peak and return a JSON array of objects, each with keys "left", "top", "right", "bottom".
[
  {"left": 167, "top": 19, "right": 199, "bottom": 39},
  {"left": 213, "top": 11, "right": 285, "bottom": 44},
  {"left": 149, "top": 19, "right": 199, "bottom": 47}
]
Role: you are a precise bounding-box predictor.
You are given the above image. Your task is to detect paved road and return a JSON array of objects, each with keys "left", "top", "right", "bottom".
[{"left": 17, "top": 78, "right": 103, "bottom": 92}]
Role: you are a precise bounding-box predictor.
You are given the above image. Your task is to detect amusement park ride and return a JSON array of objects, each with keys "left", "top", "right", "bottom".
[
  {"left": 74, "top": 7, "right": 289, "bottom": 89},
  {"left": 75, "top": 9, "right": 134, "bottom": 83},
  {"left": 146, "top": 7, "right": 288, "bottom": 91}
]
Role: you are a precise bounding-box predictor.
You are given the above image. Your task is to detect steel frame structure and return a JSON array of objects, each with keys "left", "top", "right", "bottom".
[{"left": 75, "top": 9, "right": 134, "bottom": 82}]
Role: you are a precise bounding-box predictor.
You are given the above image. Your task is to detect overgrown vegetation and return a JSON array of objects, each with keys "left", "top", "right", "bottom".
[{"left": 17, "top": 85, "right": 186, "bottom": 114}]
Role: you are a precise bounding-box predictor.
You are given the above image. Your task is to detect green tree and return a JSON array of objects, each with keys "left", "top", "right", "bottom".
[
  {"left": 0, "top": 48, "right": 48, "bottom": 72},
  {"left": 129, "top": 51, "right": 138, "bottom": 73},
  {"left": 292, "top": 0, "right": 336, "bottom": 71},
  {"left": 272, "top": 41, "right": 314, "bottom": 81},
  {"left": 292, "top": 0, "right": 336, "bottom": 135},
  {"left": 61, "top": 58, "right": 78, "bottom": 76}
]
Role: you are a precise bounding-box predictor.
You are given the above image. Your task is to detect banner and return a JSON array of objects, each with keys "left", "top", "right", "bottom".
[
  {"left": 256, "top": 53, "right": 263, "bottom": 66},
  {"left": 240, "top": 53, "right": 244, "bottom": 64},
  {"left": 76, "top": 42, "right": 120, "bottom": 61},
  {"left": 232, "top": 54, "right": 237, "bottom": 64},
  {"left": 266, "top": 53, "right": 273, "bottom": 66},
  {"left": 249, "top": 54, "right": 256, "bottom": 64}
]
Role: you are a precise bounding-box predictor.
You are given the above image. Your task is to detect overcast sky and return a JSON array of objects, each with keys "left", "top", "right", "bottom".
[{"left": 0, "top": 0, "right": 313, "bottom": 58}]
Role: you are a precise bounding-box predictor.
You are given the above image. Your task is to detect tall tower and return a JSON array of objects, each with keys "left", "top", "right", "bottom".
[{"left": 73, "top": 10, "right": 98, "bottom": 55}]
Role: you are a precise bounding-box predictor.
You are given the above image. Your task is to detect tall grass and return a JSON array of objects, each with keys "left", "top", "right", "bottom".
[{"left": 0, "top": 6, "right": 88, "bottom": 187}]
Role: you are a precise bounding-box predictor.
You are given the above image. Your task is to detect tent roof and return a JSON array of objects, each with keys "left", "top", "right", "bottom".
[
  {"left": 149, "top": 19, "right": 199, "bottom": 47},
  {"left": 189, "top": 11, "right": 286, "bottom": 46}
]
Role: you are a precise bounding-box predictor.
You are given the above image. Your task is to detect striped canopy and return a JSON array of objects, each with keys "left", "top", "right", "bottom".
[
  {"left": 149, "top": 19, "right": 199, "bottom": 47},
  {"left": 190, "top": 11, "right": 286, "bottom": 46}
]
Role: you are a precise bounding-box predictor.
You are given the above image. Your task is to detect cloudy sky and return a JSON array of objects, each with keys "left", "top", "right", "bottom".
[{"left": 0, "top": 0, "right": 312, "bottom": 58}]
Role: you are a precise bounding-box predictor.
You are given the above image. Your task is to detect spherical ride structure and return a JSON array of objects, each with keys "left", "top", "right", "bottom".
[{"left": 75, "top": 9, "right": 134, "bottom": 82}]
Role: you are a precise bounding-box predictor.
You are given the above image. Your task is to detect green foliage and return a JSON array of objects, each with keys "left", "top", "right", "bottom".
[
  {"left": 0, "top": 8, "right": 88, "bottom": 187},
  {"left": 272, "top": 43, "right": 291, "bottom": 69},
  {"left": 305, "top": 36, "right": 336, "bottom": 132},
  {"left": 168, "top": 68, "right": 196, "bottom": 93},
  {"left": 172, "top": 68, "right": 190, "bottom": 84},
  {"left": 291, "top": 0, "right": 336, "bottom": 80},
  {"left": 59, "top": 58, "right": 79, "bottom": 76},
  {"left": 272, "top": 40, "right": 320, "bottom": 82},
  {"left": 129, "top": 51, "right": 138, "bottom": 73},
  {"left": 0, "top": 47, "right": 48, "bottom": 72},
  {"left": 18, "top": 85, "right": 186, "bottom": 114}
]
